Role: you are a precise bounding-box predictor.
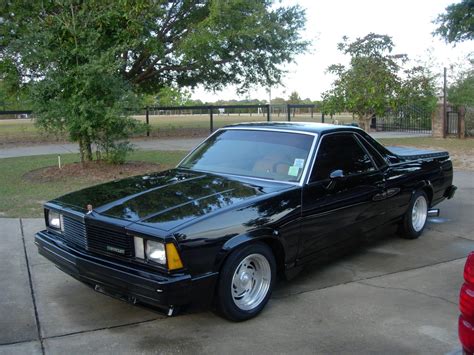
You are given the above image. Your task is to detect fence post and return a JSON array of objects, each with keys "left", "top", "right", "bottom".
[
  {"left": 209, "top": 106, "right": 214, "bottom": 133},
  {"left": 459, "top": 106, "right": 466, "bottom": 139},
  {"left": 266, "top": 104, "right": 271, "bottom": 122},
  {"left": 287, "top": 105, "right": 291, "bottom": 122},
  {"left": 321, "top": 112, "right": 325, "bottom": 123},
  {"left": 311, "top": 106, "right": 314, "bottom": 118},
  {"left": 145, "top": 106, "right": 150, "bottom": 137}
]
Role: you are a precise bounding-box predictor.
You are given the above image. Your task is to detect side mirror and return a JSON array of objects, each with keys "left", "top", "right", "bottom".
[{"left": 329, "top": 169, "right": 345, "bottom": 180}]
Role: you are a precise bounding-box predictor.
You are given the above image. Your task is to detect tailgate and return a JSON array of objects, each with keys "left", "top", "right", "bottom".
[{"left": 387, "top": 146, "right": 449, "bottom": 160}]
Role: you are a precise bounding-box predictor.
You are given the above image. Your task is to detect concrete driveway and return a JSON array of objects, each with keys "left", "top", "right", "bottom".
[{"left": 0, "top": 171, "right": 472, "bottom": 354}]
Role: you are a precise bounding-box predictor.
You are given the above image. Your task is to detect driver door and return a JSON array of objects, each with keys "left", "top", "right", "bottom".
[{"left": 298, "top": 132, "right": 386, "bottom": 263}]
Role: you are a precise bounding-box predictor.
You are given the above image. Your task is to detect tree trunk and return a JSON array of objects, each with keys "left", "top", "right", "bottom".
[
  {"left": 78, "top": 134, "right": 93, "bottom": 163},
  {"left": 358, "top": 115, "right": 372, "bottom": 132},
  {"left": 84, "top": 135, "right": 93, "bottom": 161},
  {"left": 79, "top": 137, "right": 85, "bottom": 164}
]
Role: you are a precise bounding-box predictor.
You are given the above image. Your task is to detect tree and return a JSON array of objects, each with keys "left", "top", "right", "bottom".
[
  {"left": 448, "top": 57, "right": 474, "bottom": 107},
  {"left": 156, "top": 86, "right": 192, "bottom": 106},
  {"left": 271, "top": 97, "right": 287, "bottom": 105},
  {"left": 288, "top": 91, "right": 302, "bottom": 104},
  {"left": 433, "top": 0, "right": 474, "bottom": 44},
  {"left": 0, "top": 0, "right": 308, "bottom": 162},
  {"left": 322, "top": 33, "right": 436, "bottom": 131}
]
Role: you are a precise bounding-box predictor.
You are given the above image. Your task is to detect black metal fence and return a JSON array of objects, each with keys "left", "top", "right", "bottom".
[
  {"left": 0, "top": 110, "right": 34, "bottom": 119},
  {"left": 374, "top": 106, "right": 432, "bottom": 134},
  {"left": 446, "top": 111, "right": 459, "bottom": 135},
  {"left": 140, "top": 104, "right": 316, "bottom": 136}
]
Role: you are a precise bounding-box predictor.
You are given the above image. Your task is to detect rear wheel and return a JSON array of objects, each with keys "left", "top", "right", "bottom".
[
  {"left": 399, "top": 190, "right": 429, "bottom": 239},
  {"left": 216, "top": 242, "right": 276, "bottom": 321}
]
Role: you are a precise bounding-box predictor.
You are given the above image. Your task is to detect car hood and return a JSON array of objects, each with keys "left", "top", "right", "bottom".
[{"left": 52, "top": 169, "right": 290, "bottom": 231}]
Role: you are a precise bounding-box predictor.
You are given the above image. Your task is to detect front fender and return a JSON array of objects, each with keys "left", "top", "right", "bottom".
[{"left": 213, "top": 228, "right": 282, "bottom": 272}]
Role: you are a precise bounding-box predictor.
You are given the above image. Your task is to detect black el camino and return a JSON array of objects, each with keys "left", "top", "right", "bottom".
[{"left": 35, "top": 122, "right": 456, "bottom": 321}]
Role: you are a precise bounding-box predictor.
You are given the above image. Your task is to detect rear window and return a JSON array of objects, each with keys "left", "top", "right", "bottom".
[{"left": 179, "top": 129, "right": 315, "bottom": 182}]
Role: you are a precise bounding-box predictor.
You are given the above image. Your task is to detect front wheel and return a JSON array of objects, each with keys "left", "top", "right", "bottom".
[
  {"left": 216, "top": 242, "right": 276, "bottom": 321},
  {"left": 399, "top": 190, "right": 429, "bottom": 239}
]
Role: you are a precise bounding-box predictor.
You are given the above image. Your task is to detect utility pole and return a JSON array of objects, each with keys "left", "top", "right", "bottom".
[
  {"left": 268, "top": 86, "right": 272, "bottom": 121},
  {"left": 443, "top": 67, "right": 447, "bottom": 138}
]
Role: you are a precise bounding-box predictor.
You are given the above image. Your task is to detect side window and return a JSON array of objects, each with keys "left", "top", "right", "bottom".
[
  {"left": 355, "top": 134, "right": 387, "bottom": 169},
  {"left": 310, "top": 134, "right": 375, "bottom": 182}
]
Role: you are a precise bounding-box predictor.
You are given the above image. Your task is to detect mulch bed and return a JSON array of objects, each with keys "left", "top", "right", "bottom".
[{"left": 23, "top": 161, "right": 165, "bottom": 183}]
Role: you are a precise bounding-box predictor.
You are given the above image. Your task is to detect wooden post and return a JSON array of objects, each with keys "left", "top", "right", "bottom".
[
  {"left": 443, "top": 67, "right": 447, "bottom": 138},
  {"left": 266, "top": 104, "right": 271, "bottom": 122},
  {"left": 287, "top": 105, "right": 291, "bottom": 122},
  {"left": 459, "top": 106, "right": 466, "bottom": 139},
  {"left": 209, "top": 106, "right": 214, "bottom": 133}
]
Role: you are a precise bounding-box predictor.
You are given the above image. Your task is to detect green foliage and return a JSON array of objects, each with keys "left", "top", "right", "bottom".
[
  {"left": 104, "top": 142, "right": 134, "bottom": 165},
  {"left": 288, "top": 91, "right": 302, "bottom": 104},
  {"left": 433, "top": 0, "right": 474, "bottom": 44},
  {"left": 322, "top": 33, "right": 437, "bottom": 130},
  {"left": 448, "top": 58, "right": 474, "bottom": 107},
  {"left": 271, "top": 97, "right": 287, "bottom": 105},
  {"left": 1, "top": 0, "right": 308, "bottom": 161},
  {"left": 399, "top": 66, "right": 437, "bottom": 113},
  {"left": 156, "top": 86, "right": 192, "bottom": 106}
]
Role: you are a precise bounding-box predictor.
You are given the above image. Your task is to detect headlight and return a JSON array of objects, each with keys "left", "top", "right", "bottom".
[
  {"left": 146, "top": 240, "right": 166, "bottom": 265},
  {"left": 48, "top": 210, "right": 63, "bottom": 231}
]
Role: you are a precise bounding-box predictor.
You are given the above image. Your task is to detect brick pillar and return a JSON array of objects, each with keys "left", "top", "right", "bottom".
[{"left": 432, "top": 103, "right": 444, "bottom": 138}]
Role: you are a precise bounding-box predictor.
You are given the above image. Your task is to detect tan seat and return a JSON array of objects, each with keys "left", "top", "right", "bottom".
[{"left": 253, "top": 154, "right": 290, "bottom": 176}]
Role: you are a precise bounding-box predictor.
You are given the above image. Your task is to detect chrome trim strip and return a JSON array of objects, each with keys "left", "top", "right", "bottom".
[
  {"left": 176, "top": 129, "right": 221, "bottom": 167},
  {"left": 221, "top": 126, "right": 319, "bottom": 137},
  {"left": 177, "top": 127, "right": 318, "bottom": 186}
]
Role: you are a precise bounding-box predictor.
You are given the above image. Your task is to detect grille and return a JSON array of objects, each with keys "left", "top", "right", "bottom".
[
  {"left": 62, "top": 216, "right": 87, "bottom": 249},
  {"left": 86, "top": 224, "right": 134, "bottom": 257}
]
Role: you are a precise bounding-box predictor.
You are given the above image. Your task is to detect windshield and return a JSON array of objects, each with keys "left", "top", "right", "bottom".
[{"left": 179, "top": 129, "right": 315, "bottom": 182}]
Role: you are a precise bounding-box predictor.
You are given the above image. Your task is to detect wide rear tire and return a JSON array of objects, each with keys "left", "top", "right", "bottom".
[{"left": 399, "top": 190, "right": 429, "bottom": 239}]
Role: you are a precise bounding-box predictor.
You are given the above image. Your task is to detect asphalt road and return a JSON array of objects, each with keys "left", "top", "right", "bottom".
[{"left": 0, "top": 171, "right": 472, "bottom": 355}]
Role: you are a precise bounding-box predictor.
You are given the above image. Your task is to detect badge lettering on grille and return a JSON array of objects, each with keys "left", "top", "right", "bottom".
[{"left": 106, "top": 245, "right": 125, "bottom": 255}]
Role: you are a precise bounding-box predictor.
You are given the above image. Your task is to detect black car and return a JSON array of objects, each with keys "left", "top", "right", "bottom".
[{"left": 35, "top": 122, "right": 456, "bottom": 321}]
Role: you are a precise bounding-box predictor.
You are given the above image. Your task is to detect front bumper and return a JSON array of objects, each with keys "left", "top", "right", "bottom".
[{"left": 35, "top": 230, "right": 218, "bottom": 311}]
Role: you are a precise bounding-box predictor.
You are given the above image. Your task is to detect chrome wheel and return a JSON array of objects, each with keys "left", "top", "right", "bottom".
[
  {"left": 411, "top": 195, "right": 428, "bottom": 232},
  {"left": 231, "top": 253, "right": 271, "bottom": 311}
]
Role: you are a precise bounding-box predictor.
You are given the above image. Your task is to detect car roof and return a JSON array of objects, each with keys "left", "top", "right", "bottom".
[{"left": 223, "top": 121, "right": 363, "bottom": 135}]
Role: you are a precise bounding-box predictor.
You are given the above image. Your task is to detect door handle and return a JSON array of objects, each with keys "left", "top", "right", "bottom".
[{"left": 373, "top": 192, "right": 387, "bottom": 201}]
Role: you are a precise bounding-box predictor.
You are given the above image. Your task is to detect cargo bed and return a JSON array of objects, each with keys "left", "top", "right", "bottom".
[{"left": 386, "top": 146, "right": 449, "bottom": 160}]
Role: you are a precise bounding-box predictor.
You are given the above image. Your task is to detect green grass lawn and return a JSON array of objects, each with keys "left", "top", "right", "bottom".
[
  {"left": 0, "top": 150, "right": 186, "bottom": 218},
  {"left": 1, "top": 113, "right": 356, "bottom": 145},
  {"left": 1, "top": 134, "right": 472, "bottom": 218},
  {"left": 0, "top": 119, "right": 68, "bottom": 145}
]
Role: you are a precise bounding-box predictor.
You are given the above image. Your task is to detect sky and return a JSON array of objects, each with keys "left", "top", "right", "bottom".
[{"left": 191, "top": 0, "right": 473, "bottom": 103}]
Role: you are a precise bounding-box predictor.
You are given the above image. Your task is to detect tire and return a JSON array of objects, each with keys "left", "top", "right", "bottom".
[
  {"left": 216, "top": 242, "right": 276, "bottom": 321},
  {"left": 399, "top": 190, "right": 429, "bottom": 239}
]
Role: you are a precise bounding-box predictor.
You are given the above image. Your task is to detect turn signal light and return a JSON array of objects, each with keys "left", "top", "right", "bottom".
[{"left": 166, "top": 243, "right": 183, "bottom": 270}]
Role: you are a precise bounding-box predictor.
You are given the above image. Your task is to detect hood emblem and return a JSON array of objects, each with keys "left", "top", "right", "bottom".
[{"left": 86, "top": 204, "right": 93, "bottom": 214}]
